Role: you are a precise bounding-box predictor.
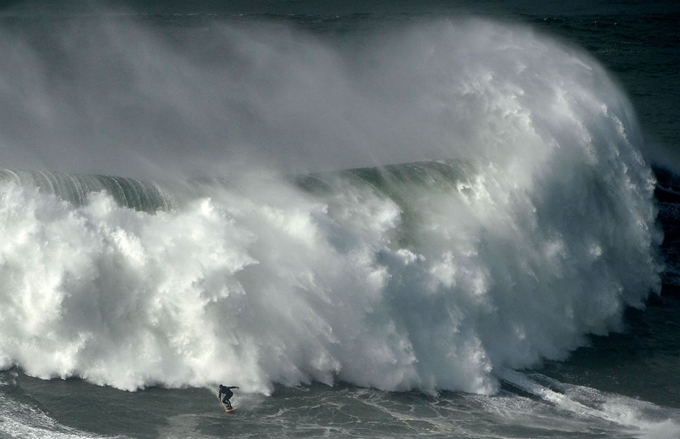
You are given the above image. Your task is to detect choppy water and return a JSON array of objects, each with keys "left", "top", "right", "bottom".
[{"left": 0, "top": 1, "right": 679, "bottom": 438}]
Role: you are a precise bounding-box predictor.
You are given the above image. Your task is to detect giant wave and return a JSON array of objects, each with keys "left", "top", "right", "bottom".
[{"left": 0, "top": 17, "right": 660, "bottom": 395}]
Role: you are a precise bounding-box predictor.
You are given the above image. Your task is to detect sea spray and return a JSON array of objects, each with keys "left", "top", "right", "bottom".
[{"left": 0, "top": 18, "right": 661, "bottom": 394}]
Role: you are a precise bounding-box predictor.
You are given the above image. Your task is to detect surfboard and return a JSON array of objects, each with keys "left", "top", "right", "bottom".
[{"left": 218, "top": 397, "right": 236, "bottom": 414}]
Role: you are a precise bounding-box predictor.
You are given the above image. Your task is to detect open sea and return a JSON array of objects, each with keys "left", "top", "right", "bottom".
[{"left": 1, "top": 1, "right": 679, "bottom": 438}]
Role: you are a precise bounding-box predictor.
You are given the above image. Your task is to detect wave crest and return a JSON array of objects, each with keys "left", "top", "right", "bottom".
[{"left": 0, "top": 18, "right": 660, "bottom": 394}]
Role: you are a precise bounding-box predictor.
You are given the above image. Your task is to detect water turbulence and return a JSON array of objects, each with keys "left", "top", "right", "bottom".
[{"left": 0, "top": 18, "right": 660, "bottom": 396}]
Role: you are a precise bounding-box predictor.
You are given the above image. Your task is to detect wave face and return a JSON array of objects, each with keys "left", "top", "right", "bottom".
[
  {"left": 0, "top": 18, "right": 660, "bottom": 394},
  {"left": 0, "top": 170, "right": 173, "bottom": 212}
]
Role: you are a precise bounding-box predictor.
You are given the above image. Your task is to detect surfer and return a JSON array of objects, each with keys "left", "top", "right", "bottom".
[{"left": 218, "top": 384, "right": 239, "bottom": 409}]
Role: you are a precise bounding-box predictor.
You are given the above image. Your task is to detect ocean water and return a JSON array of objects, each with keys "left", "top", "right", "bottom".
[{"left": 0, "top": 1, "right": 679, "bottom": 438}]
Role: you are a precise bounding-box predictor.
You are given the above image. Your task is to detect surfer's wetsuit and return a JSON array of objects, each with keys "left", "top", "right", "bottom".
[{"left": 219, "top": 385, "right": 239, "bottom": 409}]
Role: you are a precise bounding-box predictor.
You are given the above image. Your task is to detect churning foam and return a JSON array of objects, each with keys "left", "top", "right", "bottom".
[{"left": 0, "top": 18, "right": 660, "bottom": 395}]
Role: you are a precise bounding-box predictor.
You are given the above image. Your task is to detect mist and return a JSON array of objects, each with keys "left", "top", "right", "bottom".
[
  {"left": 0, "top": 11, "right": 449, "bottom": 179},
  {"left": 0, "top": 8, "right": 630, "bottom": 182}
]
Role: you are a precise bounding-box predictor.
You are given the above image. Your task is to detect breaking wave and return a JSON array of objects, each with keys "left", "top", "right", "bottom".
[{"left": 0, "top": 17, "right": 660, "bottom": 395}]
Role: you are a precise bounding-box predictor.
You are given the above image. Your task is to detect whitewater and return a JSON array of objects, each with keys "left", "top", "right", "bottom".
[{"left": 0, "top": 14, "right": 662, "bottom": 405}]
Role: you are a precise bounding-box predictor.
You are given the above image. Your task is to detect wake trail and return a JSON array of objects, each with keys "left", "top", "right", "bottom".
[{"left": 498, "top": 369, "right": 680, "bottom": 439}]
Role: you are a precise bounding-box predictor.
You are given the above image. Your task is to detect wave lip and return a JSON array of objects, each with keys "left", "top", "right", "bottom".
[{"left": 0, "top": 170, "right": 173, "bottom": 212}]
